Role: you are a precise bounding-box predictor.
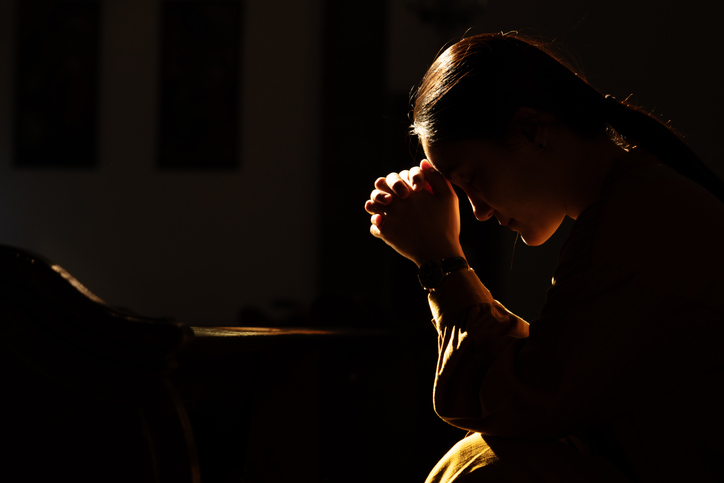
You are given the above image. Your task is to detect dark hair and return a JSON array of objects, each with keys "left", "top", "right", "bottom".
[{"left": 412, "top": 32, "right": 724, "bottom": 202}]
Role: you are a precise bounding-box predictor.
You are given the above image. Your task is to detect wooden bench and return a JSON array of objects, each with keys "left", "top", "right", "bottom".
[{"left": 1, "top": 245, "right": 415, "bottom": 482}]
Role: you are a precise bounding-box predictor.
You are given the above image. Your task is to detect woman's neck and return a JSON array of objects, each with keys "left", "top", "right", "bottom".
[{"left": 558, "top": 132, "right": 631, "bottom": 220}]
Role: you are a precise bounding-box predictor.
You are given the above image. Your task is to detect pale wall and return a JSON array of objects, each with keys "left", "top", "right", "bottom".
[{"left": 0, "top": 0, "right": 321, "bottom": 324}]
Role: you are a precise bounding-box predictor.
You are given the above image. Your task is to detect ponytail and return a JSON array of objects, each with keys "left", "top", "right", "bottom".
[
  {"left": 412, "top": 32, "right": 724, "bottom": 203},
  {"left": 603, "top": 95, "right": 724, "bottom": 203}
]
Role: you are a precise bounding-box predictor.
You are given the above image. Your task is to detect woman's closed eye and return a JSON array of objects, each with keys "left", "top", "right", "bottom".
[
  {"left": 451, "top": 171, "right": 472, "bottom": 185},
  {"left": 460, "top": 174, "right": 477, "bottom": 190}
]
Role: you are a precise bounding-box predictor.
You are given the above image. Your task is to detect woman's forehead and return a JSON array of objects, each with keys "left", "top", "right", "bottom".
[
  {"left": 421, "top": 139, "right": 451, "bottom": 174},
  {"left": 423, "top": 140, "right": 473, "bottom": 178}
]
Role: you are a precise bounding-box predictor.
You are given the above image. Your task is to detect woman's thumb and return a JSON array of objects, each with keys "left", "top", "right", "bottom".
[{"left": 420, "top": 159, "right": 453, "bottom": 197}]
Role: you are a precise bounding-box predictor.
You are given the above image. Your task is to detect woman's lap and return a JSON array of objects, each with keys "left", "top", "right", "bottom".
[{"left": 425, "top": 432, "right": 631, "bottom": 483}]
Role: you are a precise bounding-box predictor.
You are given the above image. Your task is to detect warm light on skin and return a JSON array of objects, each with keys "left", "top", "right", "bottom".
[
  {"left": 364, "top": 113, "right": 629, "bottom": 266},
  {"left": 420, "top": 116, "right": 629, "bottom": 246},
  {"left": 421, "top": 138, "right": 567, "bottom": 247}
]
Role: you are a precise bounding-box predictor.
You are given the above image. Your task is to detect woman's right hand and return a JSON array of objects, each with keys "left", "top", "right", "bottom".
[{"left": 364, "top": 160, "right": 465, "bottom": 267}]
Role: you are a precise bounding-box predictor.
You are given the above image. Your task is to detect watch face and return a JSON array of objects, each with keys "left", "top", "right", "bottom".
[{"left": 418, "top": 260, "right": 444, "bottom": 289}]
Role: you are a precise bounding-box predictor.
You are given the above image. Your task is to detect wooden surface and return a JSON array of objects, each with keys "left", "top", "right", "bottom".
[
  {"left": 184, "top": 325, "right": 393, "bottom": 353},
  {"left": 1, "top": 245, "right": 456, "bottom": 482},
  {"left": 1, "top": 245, "right": 198, "bottom": 482}
]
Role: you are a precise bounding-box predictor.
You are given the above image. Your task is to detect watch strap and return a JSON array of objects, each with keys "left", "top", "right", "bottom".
[
  {"left": 440, "top": 256, "right": 468, "bottom": 274},
  {"left": 418, "top": 256, "right": 468, "bottom": 290}
]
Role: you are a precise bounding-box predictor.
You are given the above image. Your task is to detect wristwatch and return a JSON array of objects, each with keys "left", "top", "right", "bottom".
[{"left": 418, "top": 257, "right": 468, "bottom": 290}]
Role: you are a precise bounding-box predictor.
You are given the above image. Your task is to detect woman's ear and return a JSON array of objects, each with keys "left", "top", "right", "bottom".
[{"left": 511, "top": 107, "right": 549, "bottom": 150}]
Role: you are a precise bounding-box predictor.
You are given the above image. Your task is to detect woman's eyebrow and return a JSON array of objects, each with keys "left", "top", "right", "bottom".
[
  {"left": 438, "top": 163, "right": 458, "bottom": 180},
  {"left": 427, "top": 158, "right": 457, "bottom": 180}
]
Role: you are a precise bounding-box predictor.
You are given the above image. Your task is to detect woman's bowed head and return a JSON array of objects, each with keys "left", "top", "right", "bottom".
[{"left": 365, "top": 32, "right": 723, "bottom": 268}]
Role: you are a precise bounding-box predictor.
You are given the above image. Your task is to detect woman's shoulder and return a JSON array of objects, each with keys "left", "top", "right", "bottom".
[
  {"left": 598, "top": 150, "right": 724, "bottom": 239},
  {"left": 548, "top": 150, "right": 724, "bottom": 315},
  {"left": 557, "top": 150, "right": 723, "bottom": 279},
  {"left": 587, "top": 150, "right": 724, "bottom": 285}
]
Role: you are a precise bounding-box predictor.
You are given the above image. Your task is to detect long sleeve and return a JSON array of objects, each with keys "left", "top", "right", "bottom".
[
  {"left": 428, "top": 162, "right": 724, "bottom": 443},
  {"left": 429, "top": 269, "right": 529, "bottom": 421}
]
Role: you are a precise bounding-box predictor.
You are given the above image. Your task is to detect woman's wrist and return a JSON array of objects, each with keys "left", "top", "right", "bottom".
[
  {"left": 418, "top": 256, "right": 469, "bottom": 291},
  {"left": 412, "top": 246, "right": 465, "bottom": 268}
]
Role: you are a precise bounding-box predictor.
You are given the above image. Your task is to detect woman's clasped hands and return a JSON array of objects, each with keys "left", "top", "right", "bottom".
[{"left": 364, "top": 159, "right": 465, "bottom": 267}]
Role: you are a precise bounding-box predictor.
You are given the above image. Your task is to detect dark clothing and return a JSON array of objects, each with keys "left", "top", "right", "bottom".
[{"left": 426, "top": 150, "right": 724, "bottom": 481}]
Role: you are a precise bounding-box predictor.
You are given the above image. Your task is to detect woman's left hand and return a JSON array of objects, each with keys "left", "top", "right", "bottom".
[{"left": 365, "top": 160, "right": 464, "bottom": 267}]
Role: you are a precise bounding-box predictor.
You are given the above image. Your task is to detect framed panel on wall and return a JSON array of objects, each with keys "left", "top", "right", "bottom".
[
  {"left": 13, "top": 0, "right": 100, "bottom": 168},
  {"left": 159, "top": 1, "right": 242, "bottom": 169}
]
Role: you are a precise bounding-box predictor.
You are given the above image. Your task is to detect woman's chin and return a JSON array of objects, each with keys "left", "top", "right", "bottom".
[
  {"left": 516, "top": 219, "right": 563, "bottom": 246},
  {"left": 519, "top": 229, "right": 554, "bottom": 247},
  {"left": 521, "top": 235, "right": 544, "bottom": 246}
]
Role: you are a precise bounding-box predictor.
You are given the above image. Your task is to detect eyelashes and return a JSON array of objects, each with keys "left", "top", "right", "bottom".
[
  {"left": 451, "top": 170, "right": 480, "bottom": 193},
  {"left": 453, "top": 171, "right": 473, "bottom": 184},
  {"left": 464, "top": 175, "right": 484, "bottom": 195}
]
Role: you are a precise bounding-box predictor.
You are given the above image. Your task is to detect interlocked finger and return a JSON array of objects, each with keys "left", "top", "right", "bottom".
[{"left": 384, "top": 172, "right": 412, "bottom": 198}]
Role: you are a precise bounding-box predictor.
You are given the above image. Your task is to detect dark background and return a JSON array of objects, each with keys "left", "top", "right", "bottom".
[
  {"left": 0, "top": 1, "right": 722, "bottom": 481},
  {"left": 0, "top": 0, "right": 721, "bottom": 325}
]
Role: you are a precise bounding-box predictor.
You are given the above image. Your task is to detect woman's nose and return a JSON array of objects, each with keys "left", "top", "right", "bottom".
[{"left": 469, "top": 197, "right": 493, "bottom": 221}]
